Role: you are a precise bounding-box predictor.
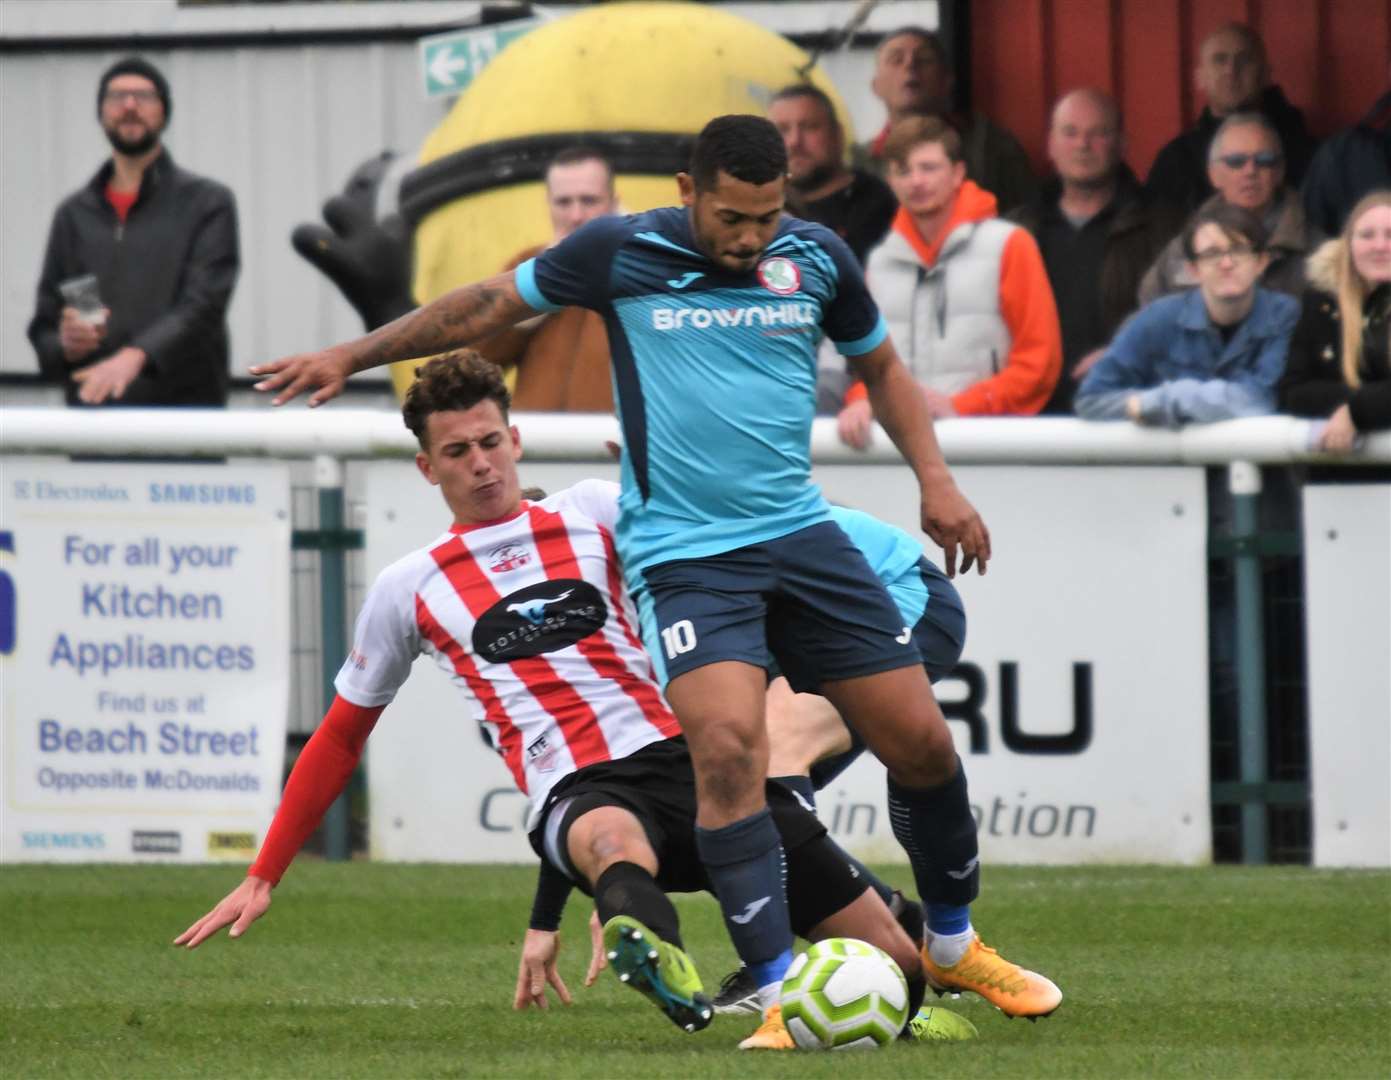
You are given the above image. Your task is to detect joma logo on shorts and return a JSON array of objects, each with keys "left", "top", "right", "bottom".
[{"left": 651, "top": 303, "right": 815, "bottom": 331}]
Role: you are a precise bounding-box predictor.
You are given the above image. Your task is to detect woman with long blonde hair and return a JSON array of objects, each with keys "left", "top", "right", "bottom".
[{"left": 1279, "top": 190, "right": 1391, "bottom": 451}]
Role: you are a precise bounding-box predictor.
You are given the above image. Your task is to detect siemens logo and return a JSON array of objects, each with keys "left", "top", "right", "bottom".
[
  {"left": 23, "top": 831, "right": 105, "bottom": 850},
  {"left": 651, "top": 303, "right": 816, "bottom": 331}
]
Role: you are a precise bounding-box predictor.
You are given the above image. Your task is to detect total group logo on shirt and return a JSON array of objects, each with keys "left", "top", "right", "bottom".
[
  {"left": 757, "top": 256, "right": 801, "bottom": 296},
  {"left": 471, "top": 579, "right": 608, "bottom": 662}
]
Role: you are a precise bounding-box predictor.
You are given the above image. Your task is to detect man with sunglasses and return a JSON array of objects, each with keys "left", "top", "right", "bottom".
[
  {"left": 1145, "top": 22, "right": 1316, "bottom": 215},
  {"left": 27, "top": 57, "right": 239, "bottom": 407},
  {"left": 1075, "top": 202, "right": 1298, "bottom": 426},
  {"left": 1139, "top": 113, "right": 1324, "bottom": 305}
]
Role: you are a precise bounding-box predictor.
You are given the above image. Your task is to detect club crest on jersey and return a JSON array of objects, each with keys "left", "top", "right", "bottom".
[
  {"left": 756, "top": 256, "right": 801, "bottom": 296},
  {"left": 526, "top": 733, "right": 560, "bottom": 773},
  {"left": 473, "top": 578, "right": 608, "bottom": 662},
  {"left": 487, "top": 541, "right": 532, "bottom": 573}
]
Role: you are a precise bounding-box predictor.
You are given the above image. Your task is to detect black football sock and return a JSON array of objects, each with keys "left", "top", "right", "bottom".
[
  {"left": 594, "top": 860, "right": 683, "bottom": 949},
  {"left": 771, "top": 773, "right": 817, "bottom": 811},
  {"left": 906, "top": 969, "right": 927, "bottom": 1020},
  {"left": 774, "top": 774, "right": 898, "bottom": 906}
]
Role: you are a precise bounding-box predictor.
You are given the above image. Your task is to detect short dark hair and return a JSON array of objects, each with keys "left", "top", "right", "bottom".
[
  {"left": 1181, "top": 202, "right": 1268, "bottom": 259},
  {"left": 769, "top": 84, "right": 840, "bottom": 130},
  {"left": 878, "top": 26, "right": 949, "bottom": 66},
  {"left": 545, "top": 145, "right": 614, "bottom": 187},
  {"left": 688, "top": 115, "right": 788, "bottom": 191},
  {"left": 882, "top": 114, "right": 964, "bottom": 166},
  {"left": 402, "top": 350, "right": 511, "bottom": 448}
]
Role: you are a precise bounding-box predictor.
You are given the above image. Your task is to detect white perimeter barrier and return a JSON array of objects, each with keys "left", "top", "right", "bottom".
[
  {"left": 3, "top": 410, "right": 1387, "bottom": 867},
  {"left": 3, "top": 409, "right": 1390, "bottom": 464}
]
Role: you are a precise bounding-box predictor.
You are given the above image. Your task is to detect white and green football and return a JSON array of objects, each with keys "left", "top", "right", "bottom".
[{"left": 779, "top": 937, "right": 910, "bottom": 1050}]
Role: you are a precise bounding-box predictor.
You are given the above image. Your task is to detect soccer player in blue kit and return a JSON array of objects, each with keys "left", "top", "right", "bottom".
[{"left": 254, "top": 115, "right": 1061, "bottom": 1046}]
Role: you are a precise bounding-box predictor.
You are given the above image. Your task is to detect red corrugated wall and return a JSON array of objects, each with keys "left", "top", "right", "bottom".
[{"left": 971, "top": 0, "right": 1391, "bottom": 178}]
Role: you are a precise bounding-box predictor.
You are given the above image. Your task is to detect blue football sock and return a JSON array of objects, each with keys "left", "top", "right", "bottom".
[
  {"left": 926, "top": 903, "right": 972, "bottom": 937},
  {"left": 887, "top": 755, "right": 980, "bottom": 908},
  {"left": 695, "top": 807, "right": 794, "bottom": 987}
]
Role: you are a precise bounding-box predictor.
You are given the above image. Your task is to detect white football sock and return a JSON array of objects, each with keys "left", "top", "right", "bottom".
[
  {"left": 927, "top": 926, "right": 975, "bottom": 968},
  {"left": 757, "top": 981, "right": 781, "bottom": 1014}
]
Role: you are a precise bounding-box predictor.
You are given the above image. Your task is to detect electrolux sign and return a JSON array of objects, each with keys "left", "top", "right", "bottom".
[{"left": 1, "top": 461, "right": 292, "bottom": 864}]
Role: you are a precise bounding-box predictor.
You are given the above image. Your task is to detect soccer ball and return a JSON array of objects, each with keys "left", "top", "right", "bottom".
[{"left": 779, "top": 938, "right": 909, "bottom": 1050}]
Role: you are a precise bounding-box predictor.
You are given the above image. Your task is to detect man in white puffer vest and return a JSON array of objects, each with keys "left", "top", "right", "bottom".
[{"left": 838, "top": 116, "right": 1063, "bottom": 447}]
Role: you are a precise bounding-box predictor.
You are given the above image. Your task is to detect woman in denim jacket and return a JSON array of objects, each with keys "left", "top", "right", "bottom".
[{"left": 1076, "top": 203, "right": 1299, "bottom": 427}]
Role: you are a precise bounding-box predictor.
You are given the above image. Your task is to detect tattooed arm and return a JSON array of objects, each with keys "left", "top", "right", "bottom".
[{"left": 250, "top": 272, "right": 531, "bottom": 406}]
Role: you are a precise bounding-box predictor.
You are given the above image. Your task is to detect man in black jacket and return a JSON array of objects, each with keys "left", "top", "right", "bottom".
[
  {"left": 767, "top": 84, "right": 896, "bottom": 266},
  {"left": 27, "top": 57, "right": 239, "bottom": 406},
  {"left": 1010, "top": 89, "right": 1179, "bottom": 414},
  {"left": 1145, "top": 23, "right": 1315, "bottom": 216}
]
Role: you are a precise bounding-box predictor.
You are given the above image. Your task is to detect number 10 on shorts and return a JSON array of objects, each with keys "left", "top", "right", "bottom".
[{"left": 660, "top": 619, "right": 697, "bottom": 660}]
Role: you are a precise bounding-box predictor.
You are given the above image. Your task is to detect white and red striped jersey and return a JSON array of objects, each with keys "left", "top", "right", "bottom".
[{"left": 334, "top": 479, "right": 680, "bottom": 829}]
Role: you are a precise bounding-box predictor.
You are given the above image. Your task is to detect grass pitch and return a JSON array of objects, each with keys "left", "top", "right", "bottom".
[{"left": 2, "top": 863, "right": 1388, "bottom": 1078}]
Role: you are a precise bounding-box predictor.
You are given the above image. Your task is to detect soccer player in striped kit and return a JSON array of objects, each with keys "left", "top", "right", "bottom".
[{"left": 176, "top": 352, "right": 945, "bottom": 1047}]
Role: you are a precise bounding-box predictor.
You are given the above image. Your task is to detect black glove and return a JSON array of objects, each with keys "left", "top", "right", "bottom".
[{"left": 291, "top": 152, "right": 416, "bottom": 331}]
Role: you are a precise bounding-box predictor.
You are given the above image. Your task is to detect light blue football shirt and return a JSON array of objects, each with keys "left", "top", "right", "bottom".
[{"left": 515, "top": 207, "right": 887, "bottom": 575}]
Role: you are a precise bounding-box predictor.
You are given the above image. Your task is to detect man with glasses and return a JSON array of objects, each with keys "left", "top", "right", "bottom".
[
  {"left": 27, "top": 57, "right": 239, "bottom": 406},
  {"left": 1139, "top": 113, "right": 1323, "bottom": 304},
  {"left": 1074, "top": 202, "right": 1298, "bottom": 426}
]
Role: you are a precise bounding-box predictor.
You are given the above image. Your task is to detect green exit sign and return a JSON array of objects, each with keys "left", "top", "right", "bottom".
[{"left": 419, "top": 20, "right": 538, "bottom": 99}]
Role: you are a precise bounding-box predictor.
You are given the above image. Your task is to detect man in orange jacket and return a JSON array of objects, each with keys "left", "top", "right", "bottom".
[{"left": 838, "top": 116, "right": 1062, "bottom": 447}]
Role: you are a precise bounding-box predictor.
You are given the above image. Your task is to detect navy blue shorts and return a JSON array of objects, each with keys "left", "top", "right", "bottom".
[
  {"left": 891, "top": 557, "right": 967, "bottom": 682},
  {"left": 810, "top": 558, "right": 967, "bottom": 790},
  {"left": 633, "top": 520, "right": 920, "bottom": 691}
]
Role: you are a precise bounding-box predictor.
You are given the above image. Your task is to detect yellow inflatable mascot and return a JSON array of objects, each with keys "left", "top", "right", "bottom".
[{"left": 293, "top": 2, "right": 852, "bottom": 401}]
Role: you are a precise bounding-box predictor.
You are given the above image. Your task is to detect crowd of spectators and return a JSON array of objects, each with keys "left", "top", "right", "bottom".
[
  {"left": 811, "top": 22, "right": 1388, "bottom": 451},
  {"left": 26, "top": 25, "right": 1390, "bottom": 453}
]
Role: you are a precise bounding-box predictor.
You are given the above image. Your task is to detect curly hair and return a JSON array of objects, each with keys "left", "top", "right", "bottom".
[
  {"left": 401, "top": 350, "right": 511, "bottom": 447},
  {"left": 688, "top": 114, "right": 788, "bottom": 192}
]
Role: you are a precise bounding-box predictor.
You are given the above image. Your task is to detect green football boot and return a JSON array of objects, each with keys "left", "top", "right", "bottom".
[
  {"left": 905, "top": 1006, "right": 981, "bottom": 1042},
  {"left": 602, "top": 915, "right": 713, "bottom": 1033}
]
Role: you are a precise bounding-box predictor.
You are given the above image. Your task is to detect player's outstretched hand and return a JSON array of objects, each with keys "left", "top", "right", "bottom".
[
  {"left": 584, "top": 908, "right": 607, "bottom": 987},
  {"left": 921, "top": 480, "right": 992, "bottom": 577},
  {"left": 174, "top": 875, "right": 273, "bottom": 949},
  {"left": 514, "top": 929, "right": 573, "bottom": 1010},
  {"left": 250, "top": 346, "right": 355, "bottom": 408}
]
